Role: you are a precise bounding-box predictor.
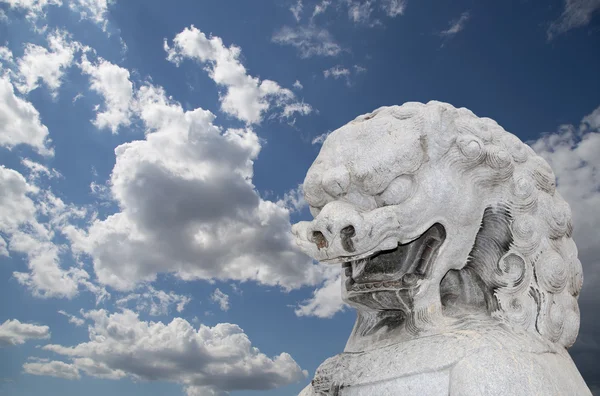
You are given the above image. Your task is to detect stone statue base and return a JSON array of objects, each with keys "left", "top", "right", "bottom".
[{"left": 300, "top": 317, "right": 590, "bottom": 395}]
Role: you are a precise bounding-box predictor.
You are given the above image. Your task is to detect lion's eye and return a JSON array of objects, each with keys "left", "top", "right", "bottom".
[{"left": 375, "top": 175, "right": 414, "bottom": 206}]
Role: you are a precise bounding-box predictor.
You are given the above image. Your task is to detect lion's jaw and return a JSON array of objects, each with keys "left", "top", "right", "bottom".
[{"left": 341, "top": 222, "right": 446, "bottom": 311}]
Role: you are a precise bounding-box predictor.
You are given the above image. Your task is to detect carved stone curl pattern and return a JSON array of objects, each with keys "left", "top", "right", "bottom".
[{"left": 293, "top": 101, "right": 591, "bottom": 395}]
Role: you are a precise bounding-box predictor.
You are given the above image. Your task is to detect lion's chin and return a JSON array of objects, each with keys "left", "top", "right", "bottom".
[{"left": 343, "top": 223, "right": 446, "bottom": 296}]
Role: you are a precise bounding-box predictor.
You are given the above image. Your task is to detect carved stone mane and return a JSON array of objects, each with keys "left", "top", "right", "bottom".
[{"left": 292, "top": 101, "right": 591, "bottom": 395}]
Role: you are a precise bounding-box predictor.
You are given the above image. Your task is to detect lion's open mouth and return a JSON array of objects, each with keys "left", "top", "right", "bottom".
[{"left": 344, "top": 223, "right": 446, "bottom": 292}]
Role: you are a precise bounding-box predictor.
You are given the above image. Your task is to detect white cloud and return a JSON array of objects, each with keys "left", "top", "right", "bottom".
[
  {"left": 211, "top": 288, "right": 230, "bottom": 311},
  {"left": 290, "top": 0, "right": 303, "bottom": 22},
  {"left": 37, "top": 309, "right": 306, "bottom": 394},
  {"left": 1, "top": 0, "right": 112, "bottom": 30},
  {"left": 324, "top": 64, "right": 363, "bottom": 86},
  {"left": 0, "top": 319, "right": 50, "bottom": 346},
  {"left": 0, "top": 236, "right": 8, "bottom": 256},
  {"left": 292, "top": 80, "right": 303, "bottom": 90},
  {"left": 440, "top": 11, "right": 470, "bottom": 37},
  {"left": 277, "top": 184, "right": 306, "bottom": 213},
  {"left": 547, "top": 0, "right": 600, "bottom": 39},
  {"left": 380, "top": 0, "right": 406, "bottom": 17},
  {"left": 116, "top": 285, "right": 191, "bottom": 316},
  {"left": 282, "top": 102, "right": 312, "bottom": 119},
  {"left": 69, "top": 0, "right": 112, "bottom": 31},
  {"left": 311, "top": 0, "right": 331, "bottom": 19},
  {"left": 57, "top": 310, "right": 85, "bottom": 326},
  {"left": 311, "top": 131, "right": 330, "bottom": 145},
  {"left": 347, "top": 0, "right": 374, "bottom": 24},
  {"left": 0, "top": 75, "right": 53, "bottom": 155},
  {"left": 23, "top": 360, "right": 80, "bottom": 380},
  {"left": 165, "top": 25, "right": 312, "bottom": 124},
  {"left": 272, "top": 25, "right": 342, "bottom": 58},
  {"left": 295, "top": 269, "right": 346, "bottom": 318},
  {"left": 79, "top": 55, "right": 134, "bottom": 133},
  {"left": 0, "top": 166, "right": 91, "bottom": 298},
  {"left": 323, "top": 65, "right": 350, "bottom": 80},
  {"left": 353, "top": 64, "right": 367, "bottom": 74},
  {"left": 21, "top": 158, "right": 61, "bottom": 181},
  {"left": 15, "top": 30, "right": 81, "bottom": 96},
  {"left": 65, "top": 84, "right": 326, "bottom": 291},
  {"left": 0, "top": 0, "right": 62, "bottom": 23}
]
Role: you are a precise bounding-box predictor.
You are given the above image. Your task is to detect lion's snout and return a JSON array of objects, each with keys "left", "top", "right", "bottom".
[{"left": 293, "top": 200, "right": 370, "bottom": 261}]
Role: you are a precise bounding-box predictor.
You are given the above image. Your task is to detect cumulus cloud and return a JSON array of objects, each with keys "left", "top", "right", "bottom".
[
  {"left": 69, "top": 0, "right": 113, "bottom": 31},
  {"left": 14, "top": 30, "right": 81, "bottom": 96},
  {"left": 272, "top": 25, "right": 342, "bottom": 58},
  {"left": 440, "top": 11, "right": 470, "bottom": 37},
  {"left": 0, "top": 0, "right": 62, "bottom": 23},
  {"left": 35, "top": 309, "right": 306, "bottom": 394},
  {"left": 165, "top": 26, "right": 312, "bottom": 124},
  {"left": 547, "top": 0, "right": 600, "bottom": 40},
  {"left": 79, "top": 55, "right": 134, "bottom": 133},
  {"left": 23, "top": 359, "right": 80, "bottom": 380},
  {"left": 0, "top": 166, "right": 93, "bottom": 298},
  {"left": 65, "top": 83, "right": 325, "bottom": 291},
  {"left": 211, "top": 288, "right": 230, "bottom": 311},
  {"left": 0, "top": 75, "right": 53, "bottom": 155},
  {"left": 1, "top": 0, "right": 113, "bottom": 30},
  {"left": 0, "top": 319, "right": 50, "bottom": 346},
  {"left": 295, "top": 269, "right": 346, "bottom": 318},
  {"left": 116, "top": 285, "right": 191, "bottom": 316}
]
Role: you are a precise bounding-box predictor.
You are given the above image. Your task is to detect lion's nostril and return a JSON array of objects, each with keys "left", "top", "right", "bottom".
[
  {"left": 312, "top": 231, "right": 328, "bottom": 249},
  {"left": 341, "top": 225, "right": 356, "bottom": 252}
]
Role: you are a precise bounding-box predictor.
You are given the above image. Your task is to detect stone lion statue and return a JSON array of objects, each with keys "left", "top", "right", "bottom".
[{"left": 292, "top": 101, "right": 591, "bottom": 395}]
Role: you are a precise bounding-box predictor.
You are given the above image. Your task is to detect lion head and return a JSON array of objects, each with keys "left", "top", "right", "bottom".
[{"left": 292, "top": 101, "right": 582, "bottom": 351}]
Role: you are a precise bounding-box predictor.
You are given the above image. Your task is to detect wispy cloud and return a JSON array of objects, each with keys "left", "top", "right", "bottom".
[
  {"left": 290, "top": 0, "right": 303, "bottom": 22},
  {"left": 440, "top": 11, "right": 470, "bottom": 37},
  {"left": 272, "top": 24, "right": 342, "bottom": 58},
  {"left": 547, "top": 0, "right": 600, "bottom": 40},
  {"left": 323, "top": 64, "right": 367, "bottom": 85}
]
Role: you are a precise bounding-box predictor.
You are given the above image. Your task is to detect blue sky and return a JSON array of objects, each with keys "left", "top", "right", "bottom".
[{"left": 0, "top": 0, "right": 598, "bottom": 395}]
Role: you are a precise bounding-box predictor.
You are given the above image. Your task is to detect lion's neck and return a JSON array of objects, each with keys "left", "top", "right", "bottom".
[{"left": 344, "top": 305, "right": 491, "bottom": 353}]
